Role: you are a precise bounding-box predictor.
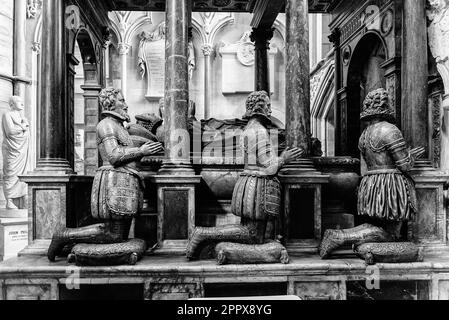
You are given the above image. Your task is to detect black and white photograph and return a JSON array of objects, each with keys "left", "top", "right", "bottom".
[{"left": 0, "top": 0, "right": 448, "bottom": 306}]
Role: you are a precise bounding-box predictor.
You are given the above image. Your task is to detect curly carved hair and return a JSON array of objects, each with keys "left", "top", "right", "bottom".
[
  {"left": 360, "top": 88, "right": 395, "bottom": 121},
  {"left": 243, "top": 91, "right": 271, "bottom": 119},
  {"left": 99, "top": 88, "right": 122, "bottom": 112}
]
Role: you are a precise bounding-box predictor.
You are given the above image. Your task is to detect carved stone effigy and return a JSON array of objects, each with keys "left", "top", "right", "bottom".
[
  {"left": 320, "top": 89, "right": 424, "bottom": 260},
  {"left": 47, "top": 88, "right": 164, "bottom": 265},
  {"left": 187, "top": 91, "right": 304, "bottom": 264},
  {"left": 354, "top": 242, "right": 424, "bottom": 265}
]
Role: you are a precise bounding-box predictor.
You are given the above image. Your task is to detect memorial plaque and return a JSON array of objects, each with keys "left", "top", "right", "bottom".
[
  {"left": 0, "top": 217, "right": 28, "bottom": 261},
  {"left": 219, "top": 32, "right": 277, "bottom": 94},
  {"left": 141, "top": 39, "right": 165, "bottom": 99}
]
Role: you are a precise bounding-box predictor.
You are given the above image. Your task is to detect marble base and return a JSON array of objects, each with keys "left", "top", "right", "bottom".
[
  {"left": 3, "top": 252, "right": 449, "bottom": 300},
  {"left": 151, "top": 175, "right": 201, "bottom": 255},
  {"left": 279, "top": 173, "right": 330, "bottom": 251},
  {"left": 0, "top": 217, "right": 28, "bottom": 262}
]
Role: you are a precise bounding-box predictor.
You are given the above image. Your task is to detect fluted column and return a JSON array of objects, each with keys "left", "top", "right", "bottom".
[
  {"left": 159, "top": 0, "right": 193, "bottom": 174},
  {"left": 250, "top": 27, "right": 274, "bottom": 93},
  {"left": 36, "top": 0, "right": 72, "bottom": 173},
  {"left": 117, "top": 43, "right": 130, "bottom": 98},
  {"left": 201, "top": 44, "right": 214, "bottom": 120}
]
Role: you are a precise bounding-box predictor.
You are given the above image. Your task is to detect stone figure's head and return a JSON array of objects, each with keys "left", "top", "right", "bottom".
[
  {"left": 9, "top": 96, "right": 24, "bottom": 111},
  {"left": 243, "top": 91, "right": 272, "bottom": 121},
  {"left": 99, "top": 88, "right": 131, "bottom": 122},
  {"left": 360, "top": 88, "right": 395, "bottom": 122}
]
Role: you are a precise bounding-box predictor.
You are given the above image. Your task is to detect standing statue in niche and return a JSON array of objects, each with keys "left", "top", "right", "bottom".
[
  {"left": 320, "top": 89, "right": 424, "bottom": 263},
  {"left": 2, "top": 96, "right": 30, "bottom": 210},
  {"left": 47, "top": 88, "right": 164, "bottom": 266},
  {"left": 187, "top": 91, "right": 303, "bottom": 264}
]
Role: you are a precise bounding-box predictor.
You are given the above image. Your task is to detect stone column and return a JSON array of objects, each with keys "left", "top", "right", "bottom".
[
  {"left": 159, "top": 0, "right": 193, "bottom": 174},
  {"left": 13, "top": 0, "right": 27, "bottom": 98},
  {"left": 35, "top": 0, "right": 72, "bottom": 173},
  {"left": 282, "top": 0, "right": 315, "bottom": 173},
  {"left": 402, "top": 0, "right": 431, "bottom": 168},
  {"left": 201, "top": 44, "right": 214, "bottom": 120},
  {"left": 153, "top": 0, "right": 200, "bottom": 255},
  {"left": 117, "top": 43, "right": 130, "bottom": 99},
  {"left": 428, "top": 1, "right": 449, "bottom": 171},
  {"left": 250, "top": 27, "right": 274, "bottom": 93},
  {"left": 278, "top": 0, "right": 329, "bottom": 253}
]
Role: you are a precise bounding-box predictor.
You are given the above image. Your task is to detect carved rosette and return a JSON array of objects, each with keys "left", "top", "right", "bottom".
[
  {"left": 26, "top": 0, "right": 42, "bottom": 19},
  {"left": 201, "top": 44, "right": 214, "bottom": 57},
  {"left": 118, "top": 43, "right": 131, "bottom": 55}
]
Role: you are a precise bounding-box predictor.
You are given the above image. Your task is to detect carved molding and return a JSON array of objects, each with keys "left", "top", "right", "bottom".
[
  {"left": 192, "top": 12, "right": 235, "bottom": 47},
  {"left": 201, "top": 44, "right": 215, "bottom": 57},
  {"left": 117, "top": 43, "right": 131, "bottom": 55},
  {"left": 427, "top": 0, "right": 449, "bottom": 96},
  {"left": 26, "top": 0, "right": 42, "bottom": 19}
]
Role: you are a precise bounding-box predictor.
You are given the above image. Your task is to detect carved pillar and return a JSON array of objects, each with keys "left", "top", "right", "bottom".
[
  {"left": 201, "top": 44, "right": 214, "bottom": 120},
  {"left": 402, "top": 0, "right": 431, "bottom": 168},
  {"left": 159, "top": 0, "right": 193, "bottom": 174},
  {"left": 428, "top": 1, "right": 449, "bottom": 171},
  {"left": 328, "top": 28, "right": 342, "bottom": 155},
  {"left": 35, "top": 0, "right": 72, "bottom": 173},
  {"left": 400, "top": 0, "right": 449, "bottom": 249},
  {"left": 279, "top": 0, "right": 329, "bottom": 253},
  {"left": 13, "top": 0, "right": 27, "bottom": 97},
  {"left": 81, "top": 84, "right": 102, "bottom": 176},
  {"left": 250, "top": 27, "right": 274, "bottom": 93},
  {"left": 117, "top": 43, "right": 130, "bottom": 98},
  {"left": 154, "top": 0, "right": 200, "bottom": 254}
]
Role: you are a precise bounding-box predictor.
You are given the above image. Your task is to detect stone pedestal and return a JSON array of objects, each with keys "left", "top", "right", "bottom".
[
  {"left": 152, "top": 175, "right": 201, "bottom": 255},
  {"left": 19, "top": 174, "right": 93, "bottom": 256},
  {"left": 410, "top": 172, "right": 449, "bottom": 251},
  {"left": 0, "top": 209, "right": 27, "bottom": 262},
  {"left": 279, "top": 174, "right": 329, "bottom": 253}
]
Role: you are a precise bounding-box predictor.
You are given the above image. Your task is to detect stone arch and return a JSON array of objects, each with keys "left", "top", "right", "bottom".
[{"left": 344, "top": 31, "right": 387, "bottom": 159}]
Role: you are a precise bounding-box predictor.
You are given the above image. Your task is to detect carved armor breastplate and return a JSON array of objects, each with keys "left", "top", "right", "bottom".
[
  {"left": 359, "top": 121, "right": 408, "bottom": 172},
  {"left": 97, "top": 117, "right": 137, "bottom": 169}
]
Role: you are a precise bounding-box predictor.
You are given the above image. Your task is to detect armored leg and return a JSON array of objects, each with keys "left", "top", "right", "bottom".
[
  {"left": 319, "top": 224, "right": 393, "bottom": 259},
  {"left": 186, "top": 225, "right": 258, "bottom": 261},
  {"left": 47, "top": 219, "right": 131, "bottom": 262}
]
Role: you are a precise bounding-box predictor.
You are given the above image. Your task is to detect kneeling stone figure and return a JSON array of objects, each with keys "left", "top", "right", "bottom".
[
  {"left": 320, "top": 88, "right": 424, "bottom": 262},
  {"left": 47, "top": 88, "right": 163, "bottom": 265},
  {"left": 187, "top": 91, "right": 303, "bottom": 264}
]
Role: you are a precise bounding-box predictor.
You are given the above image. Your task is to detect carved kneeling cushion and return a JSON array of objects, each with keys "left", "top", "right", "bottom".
[
  {"left": 353, "top": 242, "right": 424, "bottom": 265},
  {"left": 215, "top": 241, "right": 289, "bottom": 265},
  {"left": 68, "top": 239, "right": 147, "bottom": 266}
]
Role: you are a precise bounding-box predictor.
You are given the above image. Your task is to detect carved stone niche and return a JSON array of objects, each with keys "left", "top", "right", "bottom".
[{"left": 219, "top": 31, "right": 277, "bottom": 94}]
